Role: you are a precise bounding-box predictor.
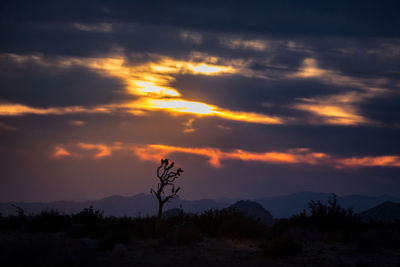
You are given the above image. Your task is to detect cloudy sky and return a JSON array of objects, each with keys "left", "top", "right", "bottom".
[{"left": 1, "top": 0, "right": 400, "bottom": 202}]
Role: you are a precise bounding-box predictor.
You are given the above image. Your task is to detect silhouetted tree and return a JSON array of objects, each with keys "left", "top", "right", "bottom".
[{"left": 150, "top": 159, "right": 183, "bottom": 220}]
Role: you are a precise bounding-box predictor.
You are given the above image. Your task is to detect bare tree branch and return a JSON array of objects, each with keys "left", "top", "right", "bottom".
[{"left": 151, "top": 158, "right": 184, "bottom": 220}]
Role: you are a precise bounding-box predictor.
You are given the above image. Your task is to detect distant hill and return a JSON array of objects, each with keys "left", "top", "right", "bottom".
[
  {"left": 254, "top": 192, "right": 400, "bottom": 218},
  {"left": 228, "top": 200, "right": 274, "bottom": 225},
  {"left": 1, "top": 192, "right": 399, "bottom": 218},
  {"left": 359, "top": 201, "right": 400, "bottom": 223}
]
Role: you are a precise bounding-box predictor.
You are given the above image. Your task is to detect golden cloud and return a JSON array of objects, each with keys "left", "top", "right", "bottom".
[
  {"left": 290, "top": 58, "right": 391, "bottom": 125},
  {"left": 0, "top": 103, "right": 111, "bottom": 116},
  {"left": 2, "top": 53, "right": 283, "bottom": 125}
]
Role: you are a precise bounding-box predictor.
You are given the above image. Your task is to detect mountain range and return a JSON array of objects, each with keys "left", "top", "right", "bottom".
[{"left": 1, "top": 192, "right": 399, "bottom": 218}]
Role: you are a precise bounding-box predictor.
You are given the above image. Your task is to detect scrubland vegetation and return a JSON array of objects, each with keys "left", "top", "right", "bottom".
[{"left": 1, "top": 196, "right": 399, "bottom": 266}]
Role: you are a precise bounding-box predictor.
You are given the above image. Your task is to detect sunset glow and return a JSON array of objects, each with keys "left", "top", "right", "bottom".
[
  {"left": 0, "top": 103, "right": 110, "bottom": 116},
  {"left": 51, "top": 143, "right": 400, "bottom": 169},
  {"left": 2, "top": 0, "right": 400, "bottom": 203}
]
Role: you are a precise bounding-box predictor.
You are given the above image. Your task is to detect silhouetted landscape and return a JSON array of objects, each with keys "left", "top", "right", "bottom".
[
  {"left": 2, "top": 192, "right": 400, "bottom": 219},
  {"left": 2, "top": 0, "right": 400, "bottom": 266},
  {"left": 1, "top": 193, "right": 400, "bottom": 266}
]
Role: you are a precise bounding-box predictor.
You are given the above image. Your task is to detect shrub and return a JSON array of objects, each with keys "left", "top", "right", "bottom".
[
  {"left": 72, "top": 206, "right": 103, "bottom": 224},
  {"left": 195, "top": 209, "right": 270, "bottom": 240},
  {"left": 6, "top": 205, "right": 29, "bottom": 231},
  {"left": 289, "top": 194, "right": 361, "bottom": 237},
  {"left": 0, "top": 213, "right": 6, "bottom": 232},
  {"left": 29, "top": 209, "right": 71, "bottom": 232}
]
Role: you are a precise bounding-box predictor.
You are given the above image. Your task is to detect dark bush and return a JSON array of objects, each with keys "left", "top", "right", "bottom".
[
  {"left": 29, "top": 209, "right": 71, "bottom": 232},
  {"left": 6, "top": 205, "right": 29, "bottom": 231},
  {"left": 288, "top": 194, "right": 361, "bottom": 239},
  {"left": 0, "top": 213, "right": 6, "bottom": 233},
  {"left": 194, "top": 209, "right": 270, "bottom": 239},
  {"left": 72, "top": 206, "right": 103, "bottom": 224}
]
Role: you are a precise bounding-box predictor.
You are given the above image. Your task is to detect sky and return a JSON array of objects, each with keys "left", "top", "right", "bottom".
[{"left": 1, "top": 0, "right": 400, "bottom": 202}]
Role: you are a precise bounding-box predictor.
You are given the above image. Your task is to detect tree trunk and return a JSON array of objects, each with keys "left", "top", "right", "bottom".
[{"left": 158, "top": 202, "right": 163, "bottom": 220}]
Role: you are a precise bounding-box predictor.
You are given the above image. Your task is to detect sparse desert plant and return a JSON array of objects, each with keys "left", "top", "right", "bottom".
[
  {"left": 289, "top": 194, "right": 360, "bottom": 236},
  {"left": 308, "top": 194, "right": 359, "bottom": 230},
  {"left": 72, "top": 205, "right": 103, "bottom": 224},
  {"left": 195, "top": 208, "right": 270, "bottom": 239},
  {"left": 6, "top": 204, "right": 29, "bottom": 230},
  {"left": 29, "top": 209, "right": 71, "bottom": 232},
  {"left": 150, "top": 158, "right": 183, "bottom": 220},
  {"left": 0, "top": 212, "right": 5, "bottom": 232}
]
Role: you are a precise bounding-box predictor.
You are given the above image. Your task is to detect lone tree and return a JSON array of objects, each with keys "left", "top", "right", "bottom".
[{"left": 150, "top": 158, "right": 183, "bottom": 219}]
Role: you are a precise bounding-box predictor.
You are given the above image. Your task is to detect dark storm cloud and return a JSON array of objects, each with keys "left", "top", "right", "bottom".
[
  {"left": 183, "top": 117, "right": 400, "bottom": 158},
  {"left": 1, "top": 0, "right": 400, "bottom": 58},
  {"left": 359, "top": 93, "right": 400, "bottom": 125},
  {"left": 0, "top": 55, "right": 127, "bottom": 107},
  {"left": 2, "top": 0, "right": 399, "bottom": 37},
  {"left": 172, "top": 74, "right": 353, "bottom": 114},
  {"left": 295, "top": 38, "right": 400, "bottom": 80}
]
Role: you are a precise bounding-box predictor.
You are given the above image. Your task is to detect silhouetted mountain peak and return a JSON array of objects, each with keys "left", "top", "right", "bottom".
[
  {"left": 359, "top": 201, "right": 400, "bottom": 222},
  {"left": 228, "top": 200, "right": 274, "bottom": 225}
]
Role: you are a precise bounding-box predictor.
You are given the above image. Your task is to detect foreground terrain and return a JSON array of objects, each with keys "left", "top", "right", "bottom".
[
  {"left": 1, "top": 231, "right": 399, "bottom": 267},
  {"left": 1, "top": 198, "right": 399, "bottom": 266}
]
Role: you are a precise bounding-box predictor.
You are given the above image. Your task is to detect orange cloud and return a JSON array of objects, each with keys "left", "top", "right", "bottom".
[
  {"left": 51, "top": 142, "right": 400, "bottom": 169},
  {"left": 136, "top": 144, "right": 224, "bottom": 167},
  {"left": 51, "top": 146, "right": 74, "bottom": 159},
  {"left": 77, "top": 143, "right": 113, "bottom": 158},
  {"left": 141, "top": 145, "right": 329, "bottom": 167},
  {"left": 132, "top": 144, "right": 330, "bottom": 168},
  {"left": 132, "top": 144, "right": 400, "bottom": 169},
  {"left": 336, "top": 156, "right": 400, "bottom": 168},
  {"left": 50, "top": 142, "right": 122, "bottom": 159},
  {"left": 69, "top": 120, "right": 86, "bottom": 126}
]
